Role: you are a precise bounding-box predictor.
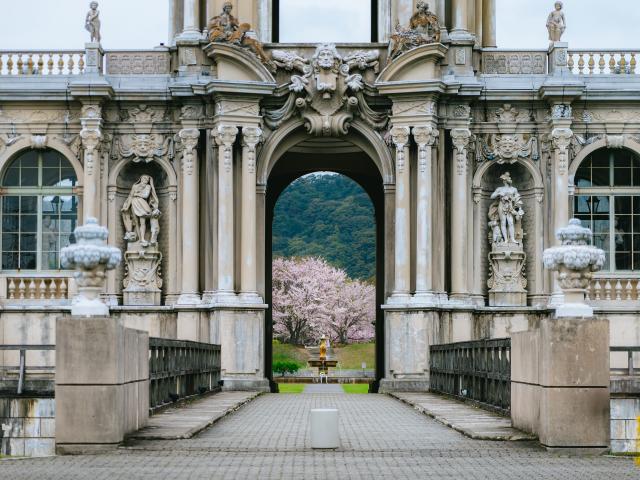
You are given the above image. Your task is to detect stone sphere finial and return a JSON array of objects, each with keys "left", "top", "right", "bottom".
[
  {"left": 61, "top": 218, "right": 121, "bottom": 317},
  {"left": 543, "top": 218, "right": 605, "bottom": 317}
]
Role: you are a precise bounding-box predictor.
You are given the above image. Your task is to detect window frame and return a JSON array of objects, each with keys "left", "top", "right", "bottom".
[
  {"left": 0, "top": 150, "right": 78, "bottom": 272},
  {"left": 573, "top": 148, "right": 640, "bottom": 273}
]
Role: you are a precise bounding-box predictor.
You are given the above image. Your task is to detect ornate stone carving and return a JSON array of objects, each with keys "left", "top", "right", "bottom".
[
  {"left": 60, "top": 218, "right": 121, "bottom": 317},
  {"left": 105, "top": 52, "right": 171, "bottom": 75},
  {"left": 543, "top": 219, "right": 605, "bottom": 317},
  {"left": 207, "top": 2, "right": 272, "bottom": 68},
  {"left": 344, "top": 50, "right": 380, "bottom": 74},
  {"left": 551, "top": 127, "right": 573, "bottom": 174},
  {"left": 115, "top": 134, "right": 170, "bottom": 163},
  {"left": 180, "top": 105, "right": 204, "bottom": 121},
  {"left": 551, "top": 104, "right": 572, "bottom": 119},
  {"left": 546, "top": 1, "right": 566, "bottom": 43},
  {"left": 390, "top": 126, "right": 410, "bottom": 174},
  {"left": 30, "top": 135, "right": 47, "bottom": 149},
  {"left": 215, "top": 100, "right": 260, "bottom": 117},
  {"left": 271, "top": 50, "right": 309, "bottom": 72},
  {"left": 389, "top": 1, "right": 440, "bottom": 61},
  {"left": 478, "top": 134, "right": 539, "bottom": 163},
  {"left": 213, "top": 125, "right": 238, "bottom": 173},
  {"left": 451, "top": 128, "right": 471, "bottom": 175},
  {"left": 452, "top": 104, "right": 471, "bottom": 119},
  {"left": 412, "top": 125, "right": 438, "bottom": 173},
  {"left": 178, "top": 129, "right": 200, "bottom": 176},
  {"left": 391, "top": 100, "right": 435, "bottom": 117},
  {"left": 606, "top": 134, "right": 625, "bottom": 149},
  {"left": 487, "top": 172, "right": 527, "bottom": 306},
  {"left": 85, "top": 2, "right": 101, "bottom": 43},
  {"left": 242, "top": 127, "right": 262, "bottom": 175},
  {"left": 80, "top": 128, "right": 102, "bottom": 176},
  {"left": 264, "top": 44, "right": 386, "bottom": 135},
  {"left": 482, "top": 52, "right": 546, "bottom": 75},
  {"left": 121, "top": 176, "right": 163, "bottom": 305},
  {"left": 121, "top": 175, "right": 161, "bottom": 246}
]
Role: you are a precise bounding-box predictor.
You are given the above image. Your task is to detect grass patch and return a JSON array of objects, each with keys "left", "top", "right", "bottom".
[
  {"left": 342, "top": 384, "right": 370, "bottom": 394},
  {"left": 272, "top": 341, "right": 309, "bottom": 364},
  {"left": 335, "top": 342, "right": 375, "bottom": 369},
  {"left": 277, "top": 383, "right": 306, "bottom": 394}
]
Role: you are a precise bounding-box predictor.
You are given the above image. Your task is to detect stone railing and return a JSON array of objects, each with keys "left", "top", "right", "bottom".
[
  {"left": 0, "top": 51, "right": 85, "bottom": 75},
  {"left": 586, "top": 274, "right": 640, "bottom": 305},
  {"left": 105, "top": 50, "right": 171, "bottom": 75},
  {"left": 481, "top": 50, "right": 548, "bottom": 75},
  {"left": 568, "top": 50, "right": 638, "bottom": 75},
  {"left": 0, "top": 274, "right": 75, "bottom": 304}
]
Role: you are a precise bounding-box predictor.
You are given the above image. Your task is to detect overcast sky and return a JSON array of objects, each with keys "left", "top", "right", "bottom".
[{"left": 0, "top": 0, "right": 637, "bottom": 49}]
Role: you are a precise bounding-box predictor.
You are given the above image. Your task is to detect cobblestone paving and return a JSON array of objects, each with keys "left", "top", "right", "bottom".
[{"left": 2, "top": 393, "right": 638, "bottom": 479}]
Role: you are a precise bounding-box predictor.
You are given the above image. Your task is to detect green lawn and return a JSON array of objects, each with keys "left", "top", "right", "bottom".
[
  {"left": 335, "top": 342, "right": 375, "bottom": 369},
  {"left": 277, "top": 383, "right": 306, "bottom": 393},
  {"left": 342, "top": 384, "right": 369, "bottom": 394}
]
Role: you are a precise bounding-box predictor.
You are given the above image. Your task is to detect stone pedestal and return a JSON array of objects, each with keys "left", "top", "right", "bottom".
[
  {"left": 511, "top": 315, "right": 610, "bottom": 453},
  {"left": 488, "top": 243, "right": 527, "bottom": 306},
  {"left": 123, "top": 242, "right": 162, "bottom": 306},
  {"left": 55, "top": 316, "right": 149, "bottom": 454},
  {"left": 548, "top": 41, "right": 569, "bottom": 76},
  {"left": 84, "top": 42, "right": 104, "bottom": 74}
]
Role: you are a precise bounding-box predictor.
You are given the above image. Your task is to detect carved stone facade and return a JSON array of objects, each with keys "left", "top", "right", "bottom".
[{"left": 1, "top": 0, "right": 640, "bottom": 397}]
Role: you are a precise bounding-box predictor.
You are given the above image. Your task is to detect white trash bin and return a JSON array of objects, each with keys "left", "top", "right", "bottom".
[{"left": 310, "top": 408, "right": 339, "bottom": 449}]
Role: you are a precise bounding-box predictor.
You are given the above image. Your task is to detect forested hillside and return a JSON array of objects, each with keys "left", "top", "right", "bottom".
[{"left": 272, "top": 173, "right": 376, "bottom": 281}]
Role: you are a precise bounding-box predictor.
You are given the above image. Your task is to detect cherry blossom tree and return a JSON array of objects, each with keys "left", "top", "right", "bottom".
[{"left": 272, "top": 257, "right": 375, "bottom": 345}]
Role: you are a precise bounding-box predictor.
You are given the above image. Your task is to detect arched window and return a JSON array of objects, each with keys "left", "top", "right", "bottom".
[
  {"left": 1, "top": 149, "right": 78, "bottom": 271},
  {"left": 574, "top": 148, "right": 640, "bottom": 271}
]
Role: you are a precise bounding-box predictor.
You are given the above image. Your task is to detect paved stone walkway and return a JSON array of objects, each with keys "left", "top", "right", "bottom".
[
  {"left": 2, "top": 393, "right": 638, "bottom": 479},
  {"left": 391, "top": 392, "right": 534, "bottom": 440}
]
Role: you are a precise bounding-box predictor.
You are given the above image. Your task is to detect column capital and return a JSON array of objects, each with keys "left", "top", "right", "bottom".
[
  {"left": 551, "top": 127, "right": 573, "bottom": 174},
  {"left": 412, "top": 125, "right": 439, "bottom": 147},
  {"left": 213, "top": 125, "right": 239, "bottom": 147},
  {"left": 241, "top": 126, "right": 263, "bottom": 149},
  {"left": 390, "top": 126, "right": 410, "bottom": 174},
  {"left": 451, "top": 128, "right": 471, "bottom": 176},
  {"left": 178, "top": 128, "right": 200, "bottom": 176}
]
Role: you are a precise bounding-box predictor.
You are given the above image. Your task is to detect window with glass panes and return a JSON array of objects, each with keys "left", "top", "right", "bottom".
[
  {"left": 574, "top": 148, "right": 640, "bottom": 271},
  {"left": 1, "top": 150, "right": 78, "bottom": 270}
]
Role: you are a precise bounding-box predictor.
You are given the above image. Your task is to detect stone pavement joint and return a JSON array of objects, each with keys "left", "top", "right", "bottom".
[
  {"left": 389, "top": 391, "right": 536, "bottom": 441},
  {"left": 303, "top": 383, "right": 344, "bottom": 394},
  {"left": 128, "top": 391, "right": 261, "bottom": 440}
]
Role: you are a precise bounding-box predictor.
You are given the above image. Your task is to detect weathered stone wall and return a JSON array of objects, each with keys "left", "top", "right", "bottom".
[{"left": 0, "top": 397, "right": 55, "bottom": 457}]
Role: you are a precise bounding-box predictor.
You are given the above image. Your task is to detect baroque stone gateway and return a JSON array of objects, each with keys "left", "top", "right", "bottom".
[{"left": 1, "top": 1, "right": 640, "bottom": 434}]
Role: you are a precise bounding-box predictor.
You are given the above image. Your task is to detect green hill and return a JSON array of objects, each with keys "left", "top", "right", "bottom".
[{"left": 272, "top": 173, "right": 376, "bottom": 281}]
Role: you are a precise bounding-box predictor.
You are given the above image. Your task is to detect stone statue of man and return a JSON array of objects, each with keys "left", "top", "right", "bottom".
[
  {"left": 488, "top": 172, "right": 524, "bottom": 245},
  {"left": 546, "top": 1, "right": 566, "bottom": 42},
  {"left": 85, "top": 1, "right": 101, "bottom": 43},
  {"left": 121, "top": 175, "right": 161, "bottom": 247}
]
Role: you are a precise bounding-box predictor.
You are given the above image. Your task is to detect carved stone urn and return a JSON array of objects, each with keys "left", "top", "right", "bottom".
[
  {"left": 543, "top": 218, "right": 606, "bottom": 317},
  {"left": 60, "top": 218, "right": 121, "bottom": 317}
]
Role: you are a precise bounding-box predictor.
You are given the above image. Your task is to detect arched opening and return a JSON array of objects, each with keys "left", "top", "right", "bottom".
[
  {"left": 0, "top": 149, "right": 78, "bottom": 271},
  {"left": 573, "top": 147, "right": 640, "bottom": 271},
  {"left": 264, "top": 136, "right": 386, "bottom": 393}
]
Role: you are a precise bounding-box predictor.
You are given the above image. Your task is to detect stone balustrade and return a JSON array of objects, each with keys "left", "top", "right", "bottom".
[
  {"left": 587, "top": 275, "right": 640, "bottom": 304},
  {"left": 568, "top": 50, "right": 639, "bottom": 75},
  {"left": 1, "top": 275, "right": 74, "bottom": 303},
  {"left": 481, "top": 50, "right": 548, "bottom": 74},
  {"left": 0, "top": 51, "right": 85, "bottom": 75}
]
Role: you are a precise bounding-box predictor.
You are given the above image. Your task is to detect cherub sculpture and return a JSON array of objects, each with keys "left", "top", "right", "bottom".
[
  {"left": 546, "top": 1, "right": 566, "bottom": 42},
  {"left": 85, "top": 1, "right": 101, "bottom": 43}
]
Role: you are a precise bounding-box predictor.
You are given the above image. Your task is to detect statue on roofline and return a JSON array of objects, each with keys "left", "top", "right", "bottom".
[
  {"left": 546, "top": 1, "right": 566, "bottom": 43},
  {"left": 207, "top": 2, "right": 273, "bottom": 69},
  {"left": 85, "top": 1, "right": 101, "bottom": 43},
  {"left": 389, "top": 1, "right": 440, "bottom": 61}
]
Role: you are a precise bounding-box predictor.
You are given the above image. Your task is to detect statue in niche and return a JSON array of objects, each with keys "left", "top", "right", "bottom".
[
  {"left": 546, "top": 1, "right": 566, "bottom": 43},
  {"left": 488, "top": 172, "right": 524, "bottom": 245},
  {"left": 487, "top": 172, "right": 527, "bottom": 306},
  {"left": 207, "top": 2, "right": 272, "bottom": 67},
  {"left": 85, "top": 1, "right": 101, "bottom": 43},
  {"left": 121, "top": 175, "right": 161, "bottom": 247},
  {"left": 389, "top": 1, "right": 440, "bottom": 61}
]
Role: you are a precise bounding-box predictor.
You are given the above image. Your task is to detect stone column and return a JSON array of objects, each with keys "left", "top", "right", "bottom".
[
  {"left": 169, "top": 0, "right": 184, "bottom": 44},
  {"left": 80, "top": 105, "right": 102, "bottom": 223},
  {"left": 450, "top": 128, "right": 471, "bottom": 302},
  {"left": 435, "top": 0, "right": 448, "bottom": 38},
  {"left": 389, "top": 126, "right": 411, "bottom": 301},
  {"left": 177, "top": 128, "right": 201, "bottom": 305},
  {"left": 181, "top": 0, "right": 201, "bottom": 39},
  {"left": 240, "top": 127, "right": 262, "bottom": 302},
  {"left": 214, "top": 125, "right": 239, "bottom": 299},
  {"left": 474, "top": 0, "right": 483, "bottom": 47},
  {"left": 412, "top": 125, "right": 438, "bottom": 304},
  {"left": 450, "top": 0, "right": 470, "bottom": 40},
  {"left": 482, "top": 0, "right": 497, "bottom": 47}
]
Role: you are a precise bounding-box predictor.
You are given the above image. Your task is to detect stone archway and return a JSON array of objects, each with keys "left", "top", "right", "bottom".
[{"left": 261, "top": 131, "right": 389, "bottom": 392}]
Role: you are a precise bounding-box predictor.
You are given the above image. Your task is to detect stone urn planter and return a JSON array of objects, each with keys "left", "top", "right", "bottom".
[
  {"left": 543, "top": 218, "right": 605, "bottom": 317},
  {"left": 60, "top": 218, "right": 121, "bottom": 317}
]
